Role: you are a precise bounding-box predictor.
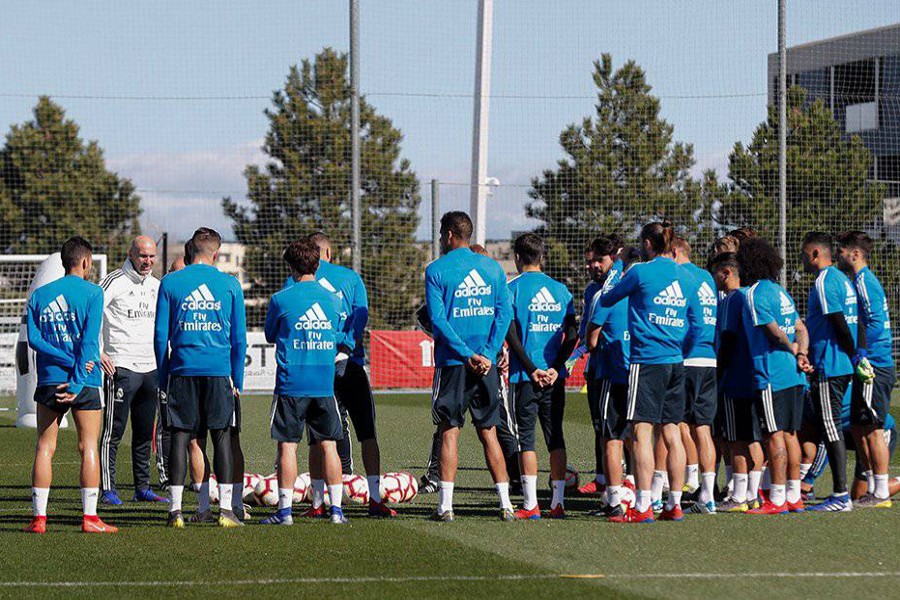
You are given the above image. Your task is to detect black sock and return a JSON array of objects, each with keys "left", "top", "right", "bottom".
[{"left": 825, "top": 439, "right": 848, "bottom": 495}]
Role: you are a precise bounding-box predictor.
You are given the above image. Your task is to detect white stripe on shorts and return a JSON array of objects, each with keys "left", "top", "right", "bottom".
[{"left": 626, "top": 364, "right": 640, "bottom": 421}]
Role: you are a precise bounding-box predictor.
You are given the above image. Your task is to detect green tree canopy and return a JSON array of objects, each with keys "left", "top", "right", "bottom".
[
  {"left": 223, "top": 48, "right": 423, "bottom": 328},
  {"left": 0, "top": 96, "right": 141, "bottom": 259}
]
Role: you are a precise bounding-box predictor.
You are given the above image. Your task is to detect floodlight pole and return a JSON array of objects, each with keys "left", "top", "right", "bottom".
[
  {"left": 432, "top": 179, "right": 441, "bottom": 260},
  {"left": 350, "top": 0, "right": 362, "bottom": 272},
  {"left": 469, "top": 0, "right": 494, "bottom": 246},
  {"left": 778, "top": 0, "right": 787, "bottom": 287}
]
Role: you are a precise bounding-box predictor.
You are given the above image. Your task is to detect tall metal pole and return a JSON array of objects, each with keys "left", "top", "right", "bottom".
[
  {"left": 350, "top": 0, "right": 362, "bottom": 272},
  {"left": 431, "top": 179, "right": 441, "bottom": 260},
  {"left": 778, "top": 0, "right": 787, "bottom": 286},
  {"left": 469, "top": 0, "right": 494, "bottom": 246}
]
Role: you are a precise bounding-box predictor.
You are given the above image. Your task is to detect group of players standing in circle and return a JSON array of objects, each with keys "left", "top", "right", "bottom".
[{"left": 20, "top": 209, "right": 897, "bottom": 532}]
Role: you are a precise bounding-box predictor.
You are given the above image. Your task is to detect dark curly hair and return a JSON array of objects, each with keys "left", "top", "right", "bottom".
[{"left": 736, "top": 237, "right": 782, "bottom": 285}]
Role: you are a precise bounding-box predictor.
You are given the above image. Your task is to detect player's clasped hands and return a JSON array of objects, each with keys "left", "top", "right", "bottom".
[
  {"left": 530, "top": 368, "right": 557, "bottom": 388},
  {"left": 466, "top": 353, "right": 492, "bottom": 376}
]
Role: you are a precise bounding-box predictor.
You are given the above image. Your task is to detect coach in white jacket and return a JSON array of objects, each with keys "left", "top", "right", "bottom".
[{"left": 99, "top": 236, "right": 169, "bottom": 505}]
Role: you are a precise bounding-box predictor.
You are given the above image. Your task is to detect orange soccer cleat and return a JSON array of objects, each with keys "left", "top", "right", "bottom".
[{"left": 81, "top": 515, "right": 118, "bottom": 533}]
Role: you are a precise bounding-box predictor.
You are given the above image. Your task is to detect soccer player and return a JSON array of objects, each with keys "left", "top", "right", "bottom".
[
  {"left": 24, "top": 237, "right": 117, "bottom": 534},
  {"left": 600, "top": 221, "right": 692, "bottom": 523},
  {"left": 426, "top": 211, "right": 514, "bottom": 522},
  {"left": 738, "top": 238, "right": 811, "bottom": 514},
  {"left": 671, "top": 237, "right": 719, "bottom": 514},
  {"left": 836, "top": 230, "right": 895, "bottom": 507},
  {"left": 505, "top": 233, "right": 577, "bottom": 519},
  {"left": 99, "top": 236, "right": 168, "bottom": 505},
  {"left": 801, "top": 231, "right": 861, "bottom": 512},
  {"left": 261, "top": 240, "right": 348, "bottom": 525},
  {"left": 155, "top": 227, "right": 247, "bottom": 528}
]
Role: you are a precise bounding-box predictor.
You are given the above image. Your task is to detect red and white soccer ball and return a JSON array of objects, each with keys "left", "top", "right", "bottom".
[
  {"left": 243, "top": 473, "right": 263, "bottom": 502},
  {"left": 294, "top": 473, "right": 311, "bottom": 504},
  {"left": 253, "top": 474, "right": 279, "bottom": 507},
  {"left": 208, "top": 474, "right": 219, "bottom": 504},
  {"left": 380, "top": 472, "right": 418, "bottom": 504},
  {"left": 549, "top": 465, "right": 580, "bottom": 490},
  {"left": 342, "top": 474, "right": 370, "bottom": 504},
  {"left": 619, "top": 484, "right": 636, "bottom": 511}
]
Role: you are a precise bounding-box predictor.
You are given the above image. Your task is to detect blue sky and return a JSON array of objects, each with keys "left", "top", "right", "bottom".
[{"left": 0, "top": 1, "right": 897, "bottom": 241}]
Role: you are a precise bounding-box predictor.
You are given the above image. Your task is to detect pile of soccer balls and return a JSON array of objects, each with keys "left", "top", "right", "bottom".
[{"left": 239, "top": 471, "right": 419, "bottom": 507}]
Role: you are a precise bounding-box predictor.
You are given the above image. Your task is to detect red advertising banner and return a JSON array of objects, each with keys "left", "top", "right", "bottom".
[{"left": 369, "top": 330, "right": 589, "bottom": 390}]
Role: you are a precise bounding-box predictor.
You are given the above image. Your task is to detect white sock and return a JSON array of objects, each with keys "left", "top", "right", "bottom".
[
  {"left": 438, "top": 481, "right": 454, "bottom": 514},
  {"left": 278, "top": 488, "right": 293, "bottom": 510},
  {"left": 595, "top": 473, "right": 607, "bottom": 485},
  {"left": 732, "top": 473, "right": 749, "bottom": 503},
  {"left": 761, "top": 466, "right": 771, "bottom": 490},
  {"left": 367, "top": 475, "right": 381, "bottom": 503},
  {"left": 551, "top": 480, "right": 565, "bottom": 509},
  {"left": 685, "top": 464, "right": 699, "bottom": 490},
  {"left": 865, "top": 470, "right": 875, "bottom": 494},
  {"left": 874, "top": 474, "right": 890, "bottom": 500},
  {"left": 724, "top": 465, "right": 734, "bottom": 494},
  {"left": 662, "top": 471, "right": 670, "bottom": 490},
  {"left": 786, "top": 479, "right": 801, "bottom": 504},
  {"left": 522, "top": 475, "right": 538, "bottom": 510},
  {"left": 81, "top": 487, "right": 99, "bottom": 517},
  {"left": 327, "top": 484, "right": 343, "bottom": 510},
  {"left": 197, "top": 482, "right": 210, "bottom": 513},
  {"left": 770, "top": 483, "right": 786, "bottom": 506},
  {"left": 192, "top": 482, "right": 202, "bottom": 493},
  {"left": 651, "top": 470, "right": 666, "bottom": 502},
  {"left": 311, "top": 479, "right": 325, "bottom": 509},
  {"left": 748, "top": 470, "right": 762, "bottom": 501},
  {"left": 219, "top": 483, "right": 232, "bottom": 511},
  {"left": 636, "top": 489, "right": 651, "bottom": 513},
  {"left": 170, "top": 485, "right": 184, "bottom": 513},
  {"left": 496, "top": 481, "right": 513, "bottom": 510},
  {"left": 606, "top": 485, "right": 622, "bottom": 508},
  {"left": 32, "top": 487, "right": 50, "bottom": 517},
  {"left": 666, "top": 490, "right": 682, "bottom": 510},
  {"left": 799, "top": 463, "right": 812, "bottom": 480},
  {"left": 700, "top": 472, "right": 716, "bottom": 504}
]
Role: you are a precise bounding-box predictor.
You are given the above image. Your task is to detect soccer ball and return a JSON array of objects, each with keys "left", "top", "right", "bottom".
[
  {"left": 381, "top": 472, "right": 418, "bottom": 504},
  {"left": 253, "top": 474, "right": 279, "bottom": 507},
  {"left": 549, "top": 465, "right": 580, "bottom": 490},
  {"left": 619, "top": 485, "right": 636, "bottom": 510},
  {"left": 243, "top": 473, "right": 263, "bottom": 502},
  {"left": 294, "top": 473, "right": 311, "bottom": 504},
  {"left": 342, "top": 473, "right": 370, "bottom": 504},
  {"left": 208, "top": 474, "right": 219, "bottom": 504}
]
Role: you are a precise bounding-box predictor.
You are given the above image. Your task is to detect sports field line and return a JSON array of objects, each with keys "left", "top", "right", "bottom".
[{"left": 3, "top": 571, "right": 900, "bottom": 588}]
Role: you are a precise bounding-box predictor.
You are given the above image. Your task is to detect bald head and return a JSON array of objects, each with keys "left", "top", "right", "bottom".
[{"left": 128, "top": 235, "right": 157, "bottom": 276}]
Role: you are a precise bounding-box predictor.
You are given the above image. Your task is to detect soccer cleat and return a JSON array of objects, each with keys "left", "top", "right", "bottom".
[
  {"left": 419, "top": 477, "right": 440, "bottom": 494},
  {"left": 82, "top": 515, "right": 118, "bottom": 533},
  {"left": 687, "top": 501, "right": 716, "bottom": 515},
  {"left": 577, "top": 480, "right": 605, "bottom": 496},
  {"left": 514, "top": 506, "right": 541, "bottom": 520},
  {"left": 851, "top": 493, "right": 890, "bottom": 509},
  {"left": 747, "top": 498, "right": 761, "bottom": 510},
  {"left": 787, "top": 499, "right": 805, "bottom": 513},
  {"left": 590, "top": 503, "right": 623, "bottom": 519},
  {"left": 650, "top": 499, "right": 664, "bottom": 512},
  {"left": 260, "top": 508, "right": 293, "bottom": 526},
  {"left": 101, "top": 490, "right": 123, "bottom": 506},
  {"left": 717, "top": 498, "right": 749, "bottom": 513},
  {"left": 301, "top": 505, "right": 328, "bottom": 519},
  {"left": 500, "top": 508, "right": 518, "bottom": 522},
  {"left": 429, "top": 509, "right": 454, "bottom": 522},
  {"left": 807, "top": 494, "right": 852, "bottom": 513},
  {"left": 23, "top": 516, "right": 47, "bottom": 534},
  {"left": 609, "top": 507, "right": 655, "bottom": 523},
  {"left": 874, "top": 498, "right": 893, "bottom": 509},
  {"left": 217, "top": 510, "right": 245, "bottom": 527},
  {"left": 329, "top": 506, "right": 348, "bottom": 524},
  {"left": 747, "top": 500, "right": 788, "bottom": 515},
  {"left": 549, "top": 505, "right": 566, "bottom": 519},
  {"left": 167, "top": 510, "right": 185, "bottom": 528},
  {"left": 658, "top": 506, "right": 684, "bottom": 521},
  {"left": 368, "top": 500, "right": 397, "bottom": 518},
  {"left": 133, "top": 489, "right": 169, "bottom": 503},
  {"left": 189, "top": 509, "right": 215, "bottom": 523}
]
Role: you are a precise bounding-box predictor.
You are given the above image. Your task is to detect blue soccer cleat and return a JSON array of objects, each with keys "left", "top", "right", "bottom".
[
  {"left": 260, "top": 508, "right": 293, "bottom": 526},
  {"left": 101, "top": 490, "right": 123, "bottom": 506},
  {"left": 807, "top": 493, "right": 852, "bottom": 513},
  {"left": 330, "top": 506, "right": 348, "bottom": 524},
  {"left": 133, "top": 489, "right": 169, "bottom": 503}
]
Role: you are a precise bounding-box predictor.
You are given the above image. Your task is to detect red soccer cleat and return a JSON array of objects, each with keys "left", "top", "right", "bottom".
[
  {"left": 658, "top": 505, "right": 684, "bottom": 521},
  {"left": 368, "top": 500, "right": 397, "bottom": 518},
  {"left": 549, "top": 505, "right": 566, "bottom": 519},
  {"left": 81, "top": 515, "right": 118, "bottom": 533},
  {"left": 577, "top": 480, "right": 605, "bottom": 496},
  {"left": 300, "top": 505, "right": 327, "bottom": 519},
  {"left": 747, "top": 500, "right": 788, "bottom": 515},
  {"left": 514, "top": 506, "right": 542, "bottom": 520},
  {"left": 609, "top": 507, "right": 655, "bottom": 523},
  {"left": 787, "top": 499, "right": 805, "bottom": 513},
  {"left": 24, "top": 516, "right": 47, "bottom": 534}
]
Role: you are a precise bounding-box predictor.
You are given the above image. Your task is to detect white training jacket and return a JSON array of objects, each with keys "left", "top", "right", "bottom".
[{"left": 100, "top": 259, "right": 160, "bottom": 374}]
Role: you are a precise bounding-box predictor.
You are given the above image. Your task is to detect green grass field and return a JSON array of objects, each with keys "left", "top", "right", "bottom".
[{"left": 1, "top": 391, "right": 900, "bottom": 599}]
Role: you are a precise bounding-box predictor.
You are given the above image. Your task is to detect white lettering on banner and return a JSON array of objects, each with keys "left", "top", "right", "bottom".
[
  {"left": 420, "top": 339, "right": 434, "bottom": 367},
  {"left": 243, "top": 331, "right": 276, "bottom": 391}
]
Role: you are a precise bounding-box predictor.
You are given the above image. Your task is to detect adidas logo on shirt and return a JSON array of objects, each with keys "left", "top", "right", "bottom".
[
  {"left": 529, "top": 287, "right": 562, "bottom": 312},
  {"left": 181, "top": 284, "right": 221, "bottom": 311},
  {"left": 295, "top": 302, "right": 333, "bottom": 331},
  {"left": 39, "top": 295, "right": 75, "bottom": 323},
  {"left": 698, "top": 282, "right": 717, "bottom": 307},
  {"left": 844, "top": 281, "right": 857, "bottom": 306},
  {"left": 779, "top": 290, "right": 794, "bottom": 316},
  {"left": 318, "top": 277, "right": 344, "bottom": 299},
  {"left": 653, "top": 282, "right": 687, "bottom": 307},
  {"left": 454, "top": 269, "right": 492, "bottom": 298}
]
